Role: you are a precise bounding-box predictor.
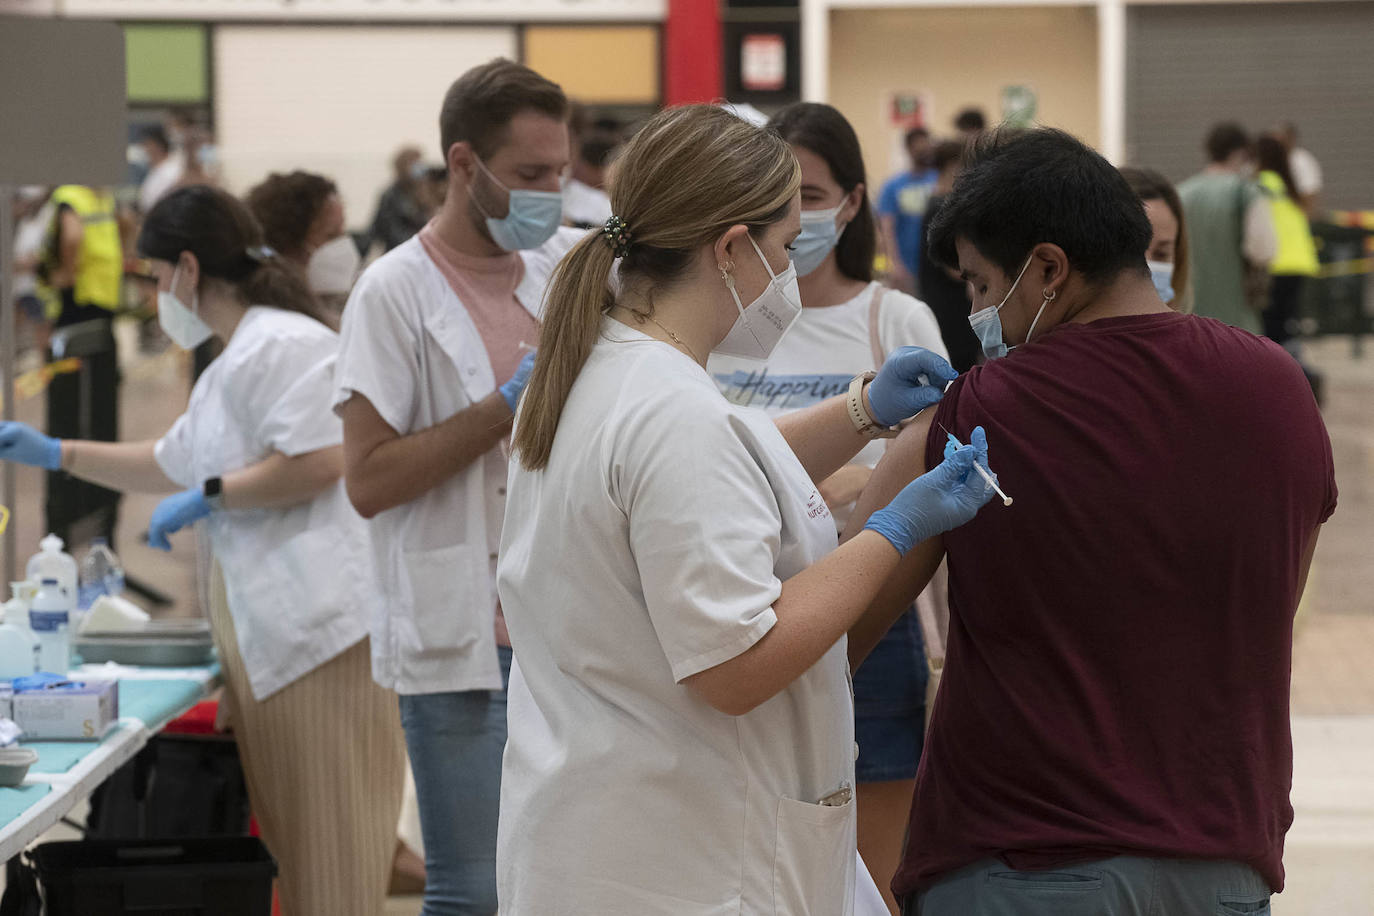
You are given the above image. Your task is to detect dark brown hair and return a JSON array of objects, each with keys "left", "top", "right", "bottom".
[
  {"left": 138, "top": 185, "right": 326, "bottom": 325},
  {"left": 767, "top": 102, "right": 874, "bottom": 283},
  {"left": 439, "top": 59, "right": 567, "bottom": 162},
  {"left": 1256, "top": 134, "right": 1301, "bottom": 202},
  {"left": 1120, "top": 166, "right": 1191, "bottom": 311},
  {"left": 1205, "top": 122, "right": 1251, "bottom": 164},
  {"left": 245, "top": 170, "right": 338, "bottom": 263}
]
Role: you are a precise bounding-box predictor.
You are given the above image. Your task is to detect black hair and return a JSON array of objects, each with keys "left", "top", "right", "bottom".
[
  {"left": 927, "top": 127, "right": 1152, "bottom": 284},
  {"left": 138, "top": 185, "right": 326, "bottom": 326},
  {"left": 767, "top": 102, "right": 875, "bottom": 283},
  {"left": 1256, "top": 134, "right": 1300, "bottom": 202},
  {"left": 139, "top": 125, "right": 170, "bottom": 153},
  {"left": 954, "top": 108, "right": 987, "bottom": 133},
  {"left": 1205, "top": 122, "right": 1251, "bottom": 164}
]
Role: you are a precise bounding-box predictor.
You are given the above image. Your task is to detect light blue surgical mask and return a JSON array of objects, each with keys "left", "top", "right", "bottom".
[
  {"left": 967, "top": 255, "right": 1041, "bottom": 361},
  {"left": 1148, "top": 259, "right": 1175, "bottom": 304},
  {"left": 471, "top": 155, "right": 563, "bottom": 251},
  {"left": 792, "top": 205, "right": 844, "bottom": 277}
]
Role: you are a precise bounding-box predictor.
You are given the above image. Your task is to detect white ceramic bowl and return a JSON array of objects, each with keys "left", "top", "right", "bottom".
[{"left": 0, "top": 747, "right": 39, "bottom": 786}]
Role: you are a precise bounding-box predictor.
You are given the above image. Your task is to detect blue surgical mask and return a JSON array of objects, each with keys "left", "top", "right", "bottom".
[
  {"left": 1148, "top": 259, "right": 1175, "bottom": 304},
  {"left": 792, "top": 205, "right": 844, "bottom": 277},
  {"left": 471, "top": 155, "right": 563, "bottom": 251},
  {"left": 967, "top": 255, "right": 1039, "bottom": 361}
]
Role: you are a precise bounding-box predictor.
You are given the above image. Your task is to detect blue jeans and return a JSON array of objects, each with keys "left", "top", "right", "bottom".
[
  {"left": 399, "top": 646, "right": 512, "bottom": 916},
  {"left": 904, "top": 856, "right": 1271, "bottom": 916}
]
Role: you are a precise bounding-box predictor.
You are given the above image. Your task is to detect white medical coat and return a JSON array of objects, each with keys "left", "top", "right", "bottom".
[
  {"left": 155, "top": 306, "right": 371, "bottom": 701},
  {"left": 333, "top": 228, "right": 581, "bottom": 695},
  {"left": 497, "top": 318, "right": 858, "bottom": 914}
]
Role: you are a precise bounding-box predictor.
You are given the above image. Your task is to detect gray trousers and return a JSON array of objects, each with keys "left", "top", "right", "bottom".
[{"left": 904, "top": 856, "right": 1271, "bottom": 916}]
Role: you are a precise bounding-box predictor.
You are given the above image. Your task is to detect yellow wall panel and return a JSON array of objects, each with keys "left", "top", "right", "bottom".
[{"left": 524, "top": 26, "right": 659, "bottom": 105}]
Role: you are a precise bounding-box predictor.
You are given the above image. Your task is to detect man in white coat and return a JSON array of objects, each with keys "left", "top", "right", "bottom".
[{"left": 333, "top": 59, "right": 580, "bottom": 916}]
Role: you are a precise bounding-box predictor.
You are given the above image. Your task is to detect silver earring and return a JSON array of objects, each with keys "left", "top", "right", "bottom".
[{"left": 1043, "top": 289, "right": 1058, "bottom": 304}]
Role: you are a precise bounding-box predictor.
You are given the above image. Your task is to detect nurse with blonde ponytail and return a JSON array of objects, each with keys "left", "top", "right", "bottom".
[{"left": 495, "top": 105, "right": 997, "bottom": 915}]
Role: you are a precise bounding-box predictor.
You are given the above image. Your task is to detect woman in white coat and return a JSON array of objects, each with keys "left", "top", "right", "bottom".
[
  {"left": 0, "top": 186, "right": 404, "bottom": 916},
  {"left": 497, "top": 105, "right": 997, "bottom": 914}
]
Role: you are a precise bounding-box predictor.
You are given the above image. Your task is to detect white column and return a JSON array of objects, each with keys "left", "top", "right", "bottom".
[
  {"left": 1098, "top": 0, "right": 1127, "bottom": 163},
  {"left": 801, "top": 0, "right": 830, "bottom": 103}
]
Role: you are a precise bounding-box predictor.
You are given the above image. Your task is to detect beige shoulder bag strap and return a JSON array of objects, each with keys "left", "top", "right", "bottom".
[{"left": 867, "top": 283, "right": 886, "bottom": 368}]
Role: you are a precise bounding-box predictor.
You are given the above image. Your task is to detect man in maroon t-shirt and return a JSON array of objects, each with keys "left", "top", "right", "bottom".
[{"left": 847, "top": 129, "right": 1336, "bottom": 915}]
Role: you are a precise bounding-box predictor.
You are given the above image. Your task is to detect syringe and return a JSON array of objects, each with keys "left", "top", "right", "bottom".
[{"left": 940, "top": 424, "right": 1013, "bottom": 507}]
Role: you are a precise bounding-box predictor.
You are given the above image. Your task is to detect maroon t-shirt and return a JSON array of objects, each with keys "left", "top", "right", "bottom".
[{"left": 895, "top": 312, "right": 1337, "bottom": 896}]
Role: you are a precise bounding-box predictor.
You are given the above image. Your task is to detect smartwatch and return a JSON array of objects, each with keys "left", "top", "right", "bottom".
[{"left": 203, "top": 476, "right": 225, "bottom": 510}]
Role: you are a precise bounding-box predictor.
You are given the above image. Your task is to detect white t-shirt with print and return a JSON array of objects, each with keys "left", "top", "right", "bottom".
[{"left": 708, "top": 282, "right": 948, "bottom": 526}]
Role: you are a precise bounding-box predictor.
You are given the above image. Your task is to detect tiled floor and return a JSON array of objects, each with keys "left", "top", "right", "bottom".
[{"left": 4, "top": 324, "right": 1372, "bottom": 912}]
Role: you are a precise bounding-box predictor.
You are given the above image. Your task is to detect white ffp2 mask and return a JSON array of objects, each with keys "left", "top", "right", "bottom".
[
  {"left": 307, "top": 235, "right": 361, "bottom": 296},
  {"left": 712, "top": 235, "right": 803, "bottom": 362},
  {"left": 158, "top": 265, "right": 214, "bottom": 350}
]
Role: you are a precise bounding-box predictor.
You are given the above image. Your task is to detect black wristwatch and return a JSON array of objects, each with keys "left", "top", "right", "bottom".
[{"left": 203, "top": 476, "right": 224, "bottom": 510}]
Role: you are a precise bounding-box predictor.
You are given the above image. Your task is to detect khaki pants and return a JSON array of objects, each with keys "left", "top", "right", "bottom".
[{"left": 210, "top": 563, "right": 404, "bottom": 916}]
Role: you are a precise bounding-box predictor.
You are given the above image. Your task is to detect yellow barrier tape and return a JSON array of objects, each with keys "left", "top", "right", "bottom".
[
  {"left": 1317, "top": 258, "right": 1374, "bottom": 280},
  {"left": 1, "top": 357, "right": 83, "bottom": 412},
  {"left": 0, "top": 505, "right": 9, "bottom": 537}
]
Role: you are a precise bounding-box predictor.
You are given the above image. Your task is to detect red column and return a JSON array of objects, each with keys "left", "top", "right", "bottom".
[{"left": 664, "top": 0, "right": 723, "bottom": 106}]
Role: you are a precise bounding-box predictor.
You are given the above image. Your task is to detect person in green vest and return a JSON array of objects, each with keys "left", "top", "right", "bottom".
[
  {"left": 1178, "top": 123, "right": 1276, "bottom": 335},
  {"left": 37, "top": 185, "right": 124, "bottom": 543}
]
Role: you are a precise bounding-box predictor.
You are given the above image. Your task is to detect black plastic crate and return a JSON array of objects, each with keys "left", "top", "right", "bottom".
[{"left": 30, "top": 837, "right": 276, "bottom": 916}]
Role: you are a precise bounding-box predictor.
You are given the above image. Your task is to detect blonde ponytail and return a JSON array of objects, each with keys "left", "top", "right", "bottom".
[
  {"left": 514, "top": 104, "right": 800, "bottom": 471},
  {"left": 514, "top": 233, "right": 617, "bottom": 469}
]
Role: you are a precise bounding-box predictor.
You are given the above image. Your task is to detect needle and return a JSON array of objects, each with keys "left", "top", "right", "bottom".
[{"left": 939, "top": 423, "right": 1013, "bottom": 507}]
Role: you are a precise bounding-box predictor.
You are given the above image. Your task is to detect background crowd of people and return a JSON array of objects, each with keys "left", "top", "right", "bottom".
[{"left": 0, "top": 51, "right": 1345, "bottom": 916}]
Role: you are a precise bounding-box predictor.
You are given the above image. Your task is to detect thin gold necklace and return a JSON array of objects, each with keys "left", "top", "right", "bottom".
[{"left": 617, "top": 307, "right": 702, "bottom": 363}]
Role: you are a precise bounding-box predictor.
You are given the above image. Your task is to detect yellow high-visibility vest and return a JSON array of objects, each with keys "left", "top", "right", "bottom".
[{"left": 45, "top": 185, "right": 123, "bottom": 313}]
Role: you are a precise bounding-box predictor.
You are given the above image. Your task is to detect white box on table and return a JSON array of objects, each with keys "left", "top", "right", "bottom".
[{"left": 12, "top": 680, "right": 118, "bottom": 740}]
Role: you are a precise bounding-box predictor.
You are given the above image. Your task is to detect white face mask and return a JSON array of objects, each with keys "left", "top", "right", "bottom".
[
  {"left": 158, "top": 264, "right": 214, "bottom": 350},
  {"left": 307, "top": 235, "right": 361, "bottom": 296},
  {"left": 712, "top": 235, "right": 803, "bottom": 362}
]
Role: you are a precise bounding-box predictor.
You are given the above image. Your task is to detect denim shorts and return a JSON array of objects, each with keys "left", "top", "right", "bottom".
[{"left": 853, "top": 608, "right": 928, "bottom": 782}]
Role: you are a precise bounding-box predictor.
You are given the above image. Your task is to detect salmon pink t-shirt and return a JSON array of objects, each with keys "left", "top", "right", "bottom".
[
  {"left": 896, "top": 312, "right": 1337, "bottom": 897},
  {"left": 417, "top": 223, "right": 542, "bottom": 647}
]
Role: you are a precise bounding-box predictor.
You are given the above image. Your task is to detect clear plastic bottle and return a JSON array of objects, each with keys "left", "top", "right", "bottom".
[
  {"left": 0, "top": 585, "right": 40, "bottom": 679},
  {"left": 30, "top": 578, "right": 72, "bottom": 675},
  {"left": 26, "top": 535, "right": 78, "bottom": 603},
  {"left": 78, "top": 537, "right": 126, "bottom": 611}
]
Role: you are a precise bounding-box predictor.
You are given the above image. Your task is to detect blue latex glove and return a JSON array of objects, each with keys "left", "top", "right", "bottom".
[
  {"left": 866, "top": 347, "right": 959, "bottom": 428},
  {"left": 147, "top": 488, "right": 212, "bottom": 551},
  {"left": 499, "top": 350, "right": 538, "bottom": 413},
  {"left": 863, "top": 426, "right": 997, "bottom": 556},
  {"left": 0, "top": 421, "right": 62, "bottom": 470}
]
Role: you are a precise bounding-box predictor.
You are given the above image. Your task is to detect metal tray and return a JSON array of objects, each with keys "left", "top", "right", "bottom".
[{"left": 75, "top": 620, "right": 215, "bottom": 667}]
